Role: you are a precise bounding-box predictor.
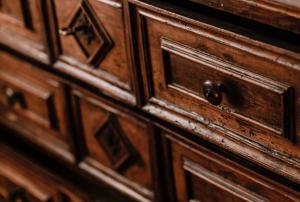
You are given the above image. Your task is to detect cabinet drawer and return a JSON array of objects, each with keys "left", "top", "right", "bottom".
[
  {"left": 72, "top": 87, "right": 154, "bottom": 201},
  {"left": 131, "top": 0, "right": 300, "bottom": 173},
  {"left": 164, "top": 132, "right": 300, "bottom": 202},
  {"left": 0, "top": 52, "right": 74, "bottom": 162},
  {"left": 54, "top": 0, "right": 136, "bottom": 104},
  {"left": 0, "top": 0, "right": 48, "bottom": 56},
  {"left": 0, "top": 143, "right": 91, "bottom": 202}
]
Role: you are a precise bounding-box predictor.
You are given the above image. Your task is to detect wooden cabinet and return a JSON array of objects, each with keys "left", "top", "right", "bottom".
[{"left": 0, "top": 0, "right": 299, "bottom": 201}]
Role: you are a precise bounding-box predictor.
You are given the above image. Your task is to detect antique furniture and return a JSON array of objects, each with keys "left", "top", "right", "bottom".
[{"left": 0, "top": 0, "right": 300, "bottom": 201}]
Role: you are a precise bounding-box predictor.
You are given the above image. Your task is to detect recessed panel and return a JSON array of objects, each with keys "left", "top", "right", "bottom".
[
  {"left": 161, "top": 38, "right": 294, "bottom": 139},
  {"left": 0, "top": 0, "right": 31, "bottom": 27},
  {"left": 0, "top": 52, "right": 75, "bottom": 162},
  {"left": 55, "top": 0, "right": 135, "bottom": 102},
  {"left": 0, "top": 0, "right": 47, "bottom": 53},
  {"left": 72, "top": 89, "right": 154, "bottom": 200},
  {"left": 166, "top": 133, "right": 300, "bottom": 202}
]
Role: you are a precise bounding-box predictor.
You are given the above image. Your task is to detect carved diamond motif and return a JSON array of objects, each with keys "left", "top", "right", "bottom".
[
  {"left": 94, "top": 113, "right": 134, "bottom": 170},
  {"left": 65, "top": 0, "right": 113, "bottom": 66}
]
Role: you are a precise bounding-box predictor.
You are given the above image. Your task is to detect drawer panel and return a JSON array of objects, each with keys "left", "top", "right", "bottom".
[
  {"left": 0, "top": 52, "right": 75, "bottom": 162},
  {"left": 0, "top": 143, "right": 91, "bottom": 202},
  {"left": 0, "top": 0, "right": 47, "bottom": 54},
  {"left": 131, "top": 0, "right": 300, "bottom": 176},
  {"left": 160, "top": 37, "right": 293, "bottom": 138},
  {"left": 0, "top": 72, "right": 58, "bottom": 130},
  {"left": 164, "top": 132, "right": 300, "bottom": 202},
  {"left": 0, "top": 174, "right": 52, "bottom": 202},
  {"left": 72, "top": 87, "right": 154, "bottom": 201},
  {"left": 54, "top": 0, "right": 136, "bottom": 104}
]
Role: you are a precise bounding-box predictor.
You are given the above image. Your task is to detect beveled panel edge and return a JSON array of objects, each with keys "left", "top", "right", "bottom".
[
  {"left": 0, "top": 30, "right": 50, "bottom": 64},
  {"left": 183, "top": 157, "right": 268, "bottom": 202},
  {"left": 130, "top": 0, "right": 300, "bottom": 183},
  {"left": 0, "top": 71, "right": 59, "bottom": 131},
  {"left": 160, "top": 37, "right": 295, "bottom": 140},
  {"left": 163, "top": 131, "right": 300, "bottom": 201},
  {"left": 0, "top": 119, "right": 75, "bottom": 164},
  {"left": 145, "top": 101, "right": 300, "bottom": 184},
  {"left": 54, "top": 60, "right": 136, "bottom": 106},
  {"left": 0, "top": 0, "right": 33, "bottom": 29},
  {"left": 181, "top": 0, "right": 300, "bottom": 34},
  {"left": 0, "top": 0, "right": 58, "bottom": 64},
  {"left": 72, "top": 85, "right": 161, "bottom": 201},
  {"left": 131, "top": 0, "right": 300, "bottom": 71},
  {"left": 79, "top": 160, "right": 153, "bottom": 202},
  {"left": 71, "top": 87, "right": 155, "bottom": 201}
]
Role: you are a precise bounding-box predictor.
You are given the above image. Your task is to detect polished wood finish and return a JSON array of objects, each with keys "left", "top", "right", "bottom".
[
  {"left": 0, "top": 143, "right": 92, "bottom": 202},
  {"left": 163, "top": 130, "right": 300, "bottom": 202},
  {"left": 169, "top": 0, "right": 300, "bottom": 34},
  {"left": 0, "top": 0, "right": 52, "bottom": 62},
  {"left": 71, "top": 87, "right": 155, "bottom": 201},
  {"left": 0, "top": 0, "right": 299, "bottom": 201},
  {"left": 0, "top": 51, "right": 75, "bottom": 163},
  {"left": 131, "top": 0, "right": 300, "bottom": 184},
  {"left": 54, "top": 0, "right": 138, "bottom": 105}
]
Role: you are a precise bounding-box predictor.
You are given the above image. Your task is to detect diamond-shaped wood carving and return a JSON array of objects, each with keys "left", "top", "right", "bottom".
[
  {"left": 64, "top": 0, "right": 113, "bottom": 66},
  {"left": 94, "top": 113, "right": 134, "bottom": 170}
]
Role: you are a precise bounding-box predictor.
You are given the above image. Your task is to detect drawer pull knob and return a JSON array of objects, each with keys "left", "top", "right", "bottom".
[
  {"left": 59, "top": 25, "right": 89, "bottom": 36},
  {"left": 202, "top": 80, "right": 225, "bottom": 105},
  {"left": 5, "top": 88, "right": 24, "bottom": 107},
  {"left": 59, "top": 13, "right": 95, "bottom": 45}
]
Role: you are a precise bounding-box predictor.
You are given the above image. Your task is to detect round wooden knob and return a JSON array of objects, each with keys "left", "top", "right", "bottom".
[
  {"left": 202, "top": 80, "right": 225, "bottom": 106},
  {"left": 5, "top": 87, "right": 22, "bottom": 107}
]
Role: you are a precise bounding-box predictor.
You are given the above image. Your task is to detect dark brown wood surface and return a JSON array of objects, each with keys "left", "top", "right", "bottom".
[
  {"left": 130, "top": 0, "right": 300, "bottom": 185},
  {"left": 167, "top": 0, "right": 300, "bottom": 34},
  {"left": 71, "top": 86, "right": 155, "bottom": 202},
  {"left": 0, "top": 50, "right": 75, "bottom": 163},
  {"left": 53, "top": 0, "right": 138, "bottom": 105},
  {"left": 163, "top": 130, "right": 300, "bottom": 202},
  {"left": 0, "top": 143, "right": 93, "bottom": 202},
  {"left": 0, "top": 0, "right": 299, "bottom": 201}
]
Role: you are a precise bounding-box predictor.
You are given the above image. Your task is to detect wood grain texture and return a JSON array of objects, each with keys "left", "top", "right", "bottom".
[
  {"left": 0, "top": 0, "right": 300, "bottom": 201},
  {"left": 168, "top": 0, "right": 300, "bottom": 34},
  {"left": 0, "top": 143, "right": 93, "bottom": 202},
  {"left": 0, "top": 0, "right": 50, "bottom": 56},
  {"left": 130, "top": 0, "right": 300, "bottom": 184},
  {"left": 71, "top": 86, "right": 155, "bottom": 201},
  {"left": 0, "top": 50, "right": 75, "bottom": 163},
  {"left": 163, "top": 130, "right": 300, "bottom": 202},
  {"left": 53, "top": 0, "right": 138, "bottom": 105}
]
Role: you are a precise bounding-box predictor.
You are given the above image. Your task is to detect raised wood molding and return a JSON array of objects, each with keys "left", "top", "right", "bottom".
[
  {"left": 63, "top": 0, "right": 114, "bottom": 66},
  {"left": 160, "top": 37, "right": 295, "bottom": 140},
  {"left": 180, "top": 0, "right": 300, "bottom": 34}
]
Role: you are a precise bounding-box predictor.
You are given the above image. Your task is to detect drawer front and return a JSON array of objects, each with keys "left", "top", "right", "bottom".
[
  {"left": 0, "top": 174, "right": 54, "bottom": 202},
  {"left": 0, "top": 72, "right": 59, "bottom": 131},
  {"left": 54, "top": 0, "right": 136, "bottom": 104},
  {"left": 164, "top": 132, "right": 300, "bottom": 202},
  {"left": 72, "top": 87, "right": 154, "bottom": 201},
  {"left": 131, "top": 1, "right": 300, "bottom": 169},
  {"left": 0, "top": 0, "right": 47, "bottom": 53},
  {"left": 0, "top": 144, "right": 90, "bottom": 202},
  {"left": 158, "top": 37, "right": 293, "bottom": 137},
  {"left": 0, "top": 52, "right": 74, "bottom": 162}
]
